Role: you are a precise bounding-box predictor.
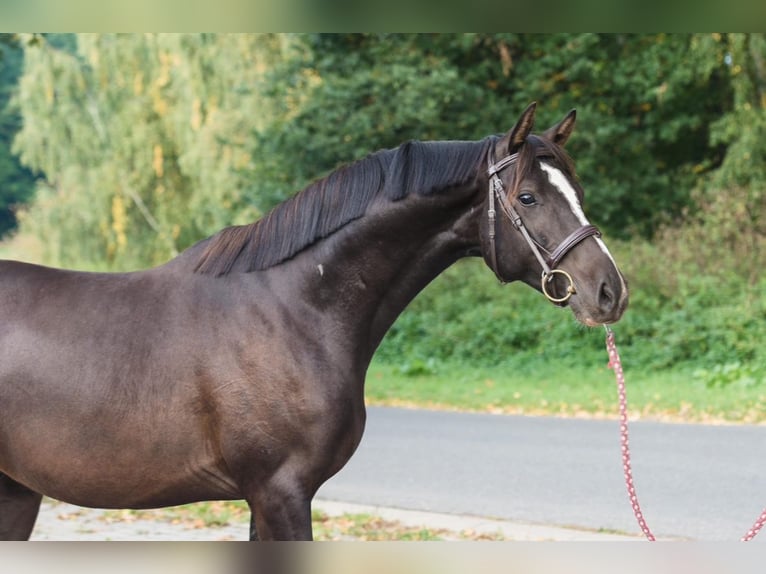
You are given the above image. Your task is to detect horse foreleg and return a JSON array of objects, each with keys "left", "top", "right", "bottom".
[
  {"left": 246, "top": 479, "right": 313, "bottom": 541},
  {"left": 0, "top": 474, "right": 43, "bottom": 540},
  {"left": 249, "top": 513, "right": 260, "bottom": 541}
]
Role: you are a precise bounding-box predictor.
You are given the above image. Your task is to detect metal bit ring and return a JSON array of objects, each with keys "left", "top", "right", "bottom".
[{"left": 541, "top": 269, "right": 576, "bottom": 304}]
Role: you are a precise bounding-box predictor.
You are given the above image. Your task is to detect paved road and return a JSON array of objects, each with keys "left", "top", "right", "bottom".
[{"left": 317, "top": 407, "right": 766, "bottom": 541}]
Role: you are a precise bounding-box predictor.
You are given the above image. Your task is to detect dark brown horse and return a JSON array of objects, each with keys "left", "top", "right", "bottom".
[{"left": 0, "top": 103, "right": 627, "bottom": 540}]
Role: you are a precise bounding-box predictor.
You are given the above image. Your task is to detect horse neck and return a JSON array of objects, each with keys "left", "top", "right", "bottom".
[{"left": 287, "top": 180, "right": 483, "bottom": 364}]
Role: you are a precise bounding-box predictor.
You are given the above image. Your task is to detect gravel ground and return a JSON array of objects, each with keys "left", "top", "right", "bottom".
[
  {"left": 28, "top": 499, "right": 636, "bottom": 541},
  {"left": 30, "top": 500, "right": 248, "bottom": 541}
]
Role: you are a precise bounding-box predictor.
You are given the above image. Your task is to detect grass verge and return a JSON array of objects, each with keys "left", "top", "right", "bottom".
[{"left": 365, "top": 360, "right": 766, "bottom": 425}]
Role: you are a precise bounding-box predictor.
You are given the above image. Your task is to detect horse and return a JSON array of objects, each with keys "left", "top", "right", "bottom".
[{"left": 0, "top": 102, "right": 628, "bottom": 540}]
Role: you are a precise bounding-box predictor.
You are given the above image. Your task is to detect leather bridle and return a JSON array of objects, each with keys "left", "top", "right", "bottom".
[{"left": 486, "top": 146, "right": 602, "bottom": 304}]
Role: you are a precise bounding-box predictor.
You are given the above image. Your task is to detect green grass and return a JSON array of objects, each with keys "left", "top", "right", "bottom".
[{"left": 365, "top": 359, "right": 766, "bottom": 424}]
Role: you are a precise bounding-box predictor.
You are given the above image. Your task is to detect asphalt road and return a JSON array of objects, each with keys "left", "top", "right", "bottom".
[{"left": 316, "top": 406, "right": 766, "bottom": 541}]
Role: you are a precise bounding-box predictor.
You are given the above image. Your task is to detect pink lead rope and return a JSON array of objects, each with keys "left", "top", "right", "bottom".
[
  {"left": 604, "top": 325, "right": 766, "bottom": 542},
  {"left": 605, "top": 326, "right": 656, "bottom": 541}
]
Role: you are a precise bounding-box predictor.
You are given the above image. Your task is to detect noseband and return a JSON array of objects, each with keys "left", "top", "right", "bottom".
[{"left": 486, "top": 147, "right": 601, "bottom": 304}]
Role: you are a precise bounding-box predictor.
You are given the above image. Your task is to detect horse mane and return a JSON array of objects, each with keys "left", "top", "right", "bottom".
[{"left": 193, "top": 138, "right": 493, "bottom": 276}]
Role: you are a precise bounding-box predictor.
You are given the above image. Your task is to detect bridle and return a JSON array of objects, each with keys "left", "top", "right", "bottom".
[{"left": 486, "top": 146, "right": 602, "bottom": 304}]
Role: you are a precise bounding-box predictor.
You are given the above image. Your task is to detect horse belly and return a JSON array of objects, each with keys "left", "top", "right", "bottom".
[
  {"left": 0, "top": 380, "right": 240, "bottom": 508},
  {"left": 0, "top": 424, "right": 241, "bottom": 509}
]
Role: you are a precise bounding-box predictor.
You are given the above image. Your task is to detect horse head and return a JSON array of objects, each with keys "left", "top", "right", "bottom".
[{"left": 481, "top": 102, "right": 628, "bottom": 326}]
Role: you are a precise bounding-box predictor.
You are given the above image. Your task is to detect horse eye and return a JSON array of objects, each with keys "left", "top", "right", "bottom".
[{"left": 518, "top": 193, "right": 536, "bottom": 206}]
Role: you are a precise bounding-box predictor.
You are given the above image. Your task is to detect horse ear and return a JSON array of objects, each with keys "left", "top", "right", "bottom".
[
  {"left": 543, "top": 109, "right": 576, "bottom": 146},
  {"left": 501, "top": 102, "right": 537, "bottom": 154}
]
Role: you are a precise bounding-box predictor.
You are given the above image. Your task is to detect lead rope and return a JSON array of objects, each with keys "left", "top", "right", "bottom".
[
  {"left": 742, "top": 510, "right": 766, "bottom": 542},
  {"left": 604, "top": 326, "right": 656, "bottom": 541},
  {"left": 605, "top": 325, "right": 766, "bottom": 541}
]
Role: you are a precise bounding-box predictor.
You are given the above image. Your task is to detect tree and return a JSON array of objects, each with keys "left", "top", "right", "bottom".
[
  {"left": 12, "top": 33, "right": 283, "bottom": 269},
  {"left": 706, "top": 34, "right": 766, "bottom": 191},
  {"left": 500, "top": 33, "right": 733, "bottom": 237},
  {"left": 0, "top": 33, "right": 36, "bottom": 237},
  {"left": 251, "top": 34, "right": 733, "bottom": 238}
]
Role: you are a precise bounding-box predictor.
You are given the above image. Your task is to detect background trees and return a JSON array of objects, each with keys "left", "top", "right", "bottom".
[
  {"left": 3, "top": 33, "right": 759, "bottom": 262},
  {"left": 253, "top": 33, "right": 736, "bottom": 238},
  {"left": 0, "top": 34, "right": 36, "bottom": 237},
  {"left": 8, "top": 33, "right": 288, "bottom": 268}
]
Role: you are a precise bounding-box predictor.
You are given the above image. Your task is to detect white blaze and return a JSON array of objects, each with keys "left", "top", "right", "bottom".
[{"left": 539, "top": 162, "right": 621, "bottom": 273}]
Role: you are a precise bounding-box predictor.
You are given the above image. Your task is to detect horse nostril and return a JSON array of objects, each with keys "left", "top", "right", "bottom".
[{"left": 599, "top": 281, "right": 615, "bottom": 309}]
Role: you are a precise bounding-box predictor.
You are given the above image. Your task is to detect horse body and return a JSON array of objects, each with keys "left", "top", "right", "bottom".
[
  {"left": 0, "top": 104, "right": 628, "bottom": 540},
  {"left": 0, "top": 181, "right": 481, "bottom": 537}
]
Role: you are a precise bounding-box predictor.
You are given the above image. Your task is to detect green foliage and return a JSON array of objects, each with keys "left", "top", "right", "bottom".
[
  {"left": 547, "top": 34, "right": 732, "bottom": 237},
  {"left": 376, "top": 258, "right": 605, "bottom": 371},
  {"left": 707, "top": 34, "right": 766, "bottom": 193},
  {"left": 376, "top": 187, "right": 766, "bottom": 386},
  {"left": 694, "top": 362, "right": 762, "bottom": 389},
  {"left": 249, "top": 34, "right": 498, "bottom": 209},
  {"left": 12, "top": 34, "right": 282, "bottom": 269},
  {"left": 251, "top": 34, "right": 732, "bottom": 237},
  {"left": 395, "top": 357, "right": 438, "bottom": 378},
  {"left": 376, "top": 145, "right": 766, "bottom": 379},
  {"left": 0, "top": 33, "right": 36, "bottom": 236}
]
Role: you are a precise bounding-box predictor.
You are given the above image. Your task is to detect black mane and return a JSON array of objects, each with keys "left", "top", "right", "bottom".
[{"left": 194, "top": 139, "right": 492, "bottom": 276}]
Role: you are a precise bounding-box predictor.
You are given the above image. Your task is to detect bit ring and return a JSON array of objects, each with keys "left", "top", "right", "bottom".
[{"left": 541, "top": 269, "right": 576, "bottom": 303}]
